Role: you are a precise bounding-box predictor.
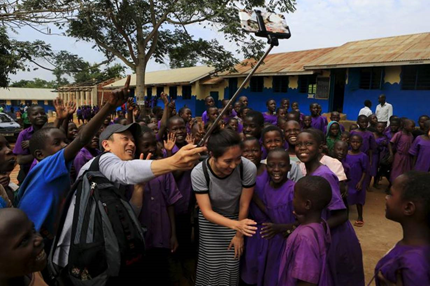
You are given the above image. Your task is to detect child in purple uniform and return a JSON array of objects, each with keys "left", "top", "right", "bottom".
[
  {"left": 310, "top": 103, "right": 327, "bottom": 133},
  {"left": 263, "top": 99, "right": 278, "bottom": 125},
  {"left": 241, "top": 137, "right": 269, "bottom": 286},
  {"left": 13, "top": 105, "right": 48, "bottom": 183},
  {"left": 261, "top": 125, "right": 287, "bottom": 160},
  {"left": 351, "top": 115, "right": 375, "bottom": 191},
  {"left": 388, "top": 119, "right": 415, "bottom": 183},
  {"left": 134, "top": 127, "right": 182, "bottom": 285},
  {"left": 261, "top": 149, "right": 296, "bottom": 286},
  {"left": 303, "top": 115, "right": 312, "bottom": 130},
  {"left": 384, "top": 117, "right": 400, "bottom": 141},
  {"left": 333, "top": 140, "right": 351, "bottom": 210},
  {"left": 201, "top": 96, "right": 215, "bottom": 124},
  {"left": 346, "top": 134, "right": 369, "bottom": 226},
  {"left": 409, "top": 119, "right": 430, "bottom": 172},
  {"left": 372, "top": 122, "right": 389, "bottom": 188},
  {"left": 295, "top": 129, "right": 364, "bottom": 286},
  {"left": 278, "top": 176, "right": 333, "bottom": 286},
  {"left": 73, "top": 133, "right": 101, "bottom": 176},
  {"left": 374, "top": 171, "right": 430, "bottom": 286}
]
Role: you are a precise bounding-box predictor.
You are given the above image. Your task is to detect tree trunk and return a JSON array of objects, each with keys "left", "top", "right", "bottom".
[{"left": 135, "top": 52, "right": 147, "bottom": 111}]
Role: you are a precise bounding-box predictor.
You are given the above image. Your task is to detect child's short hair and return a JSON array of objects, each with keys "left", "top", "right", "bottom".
[
  {"left": 178, "top": 106, "right": 190, "bottom": 115},
  {"left": 300, "top": 128, "right": 324, "bottom": 145},
  {"left": 29, "top": 127, "right": 58, "bottom": 157},
  {"left": 350, "top": 133, "right": 363, "bottom": 142},
  {"left": 267, "top": 148, "right": 290, "bottom": 163},
  {"left": 167, "top": 115, "right": 185, "bottom": 127},
  {"left": 243, "top": 136, "right": 260, "bottom": 147},
  {"left": 401, "top": 171, "right": 430, "bottom": 226},
  {"left": 245, "top": 111, "right": 264, "bottom": 127},
  {"left": 296, "top": 176, "right": 332, "bottom": 211},
  {"left": 262, "top": 125, "right": 283, "bottom": 140}
]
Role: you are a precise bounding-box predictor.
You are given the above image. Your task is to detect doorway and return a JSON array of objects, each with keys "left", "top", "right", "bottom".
[{"left": 331, "top": 69, "right": 346, "bottom": 113}]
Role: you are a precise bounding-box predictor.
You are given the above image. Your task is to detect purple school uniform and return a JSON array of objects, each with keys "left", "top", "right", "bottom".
[
  {"left": 375, "top": 243, "right": 430, "bottom": 286},
  {"left": 241, "top": 170, "right": 270, "bottom": 285},
  {"left": 350, "top": 130, "right": 376, "bottom": 154},
  {"left": 371, "top": 136, "right": 389, "bottom": 176},
  {"left": 13, "top": 126, "right": 34, "bottom": 155},
  {"left": 409, "top": 135, "right": 430, "bottom": 172},
  {"left": 345, "top": 152, "right": 369, "bottom": 206},
  {"left": 278, "top": 221, "right": 332, "bottom": 286},
  {"left": 167, "top": 145, "right": 194, "bottom": 215},
  {"left": 202, "top": 111, "right": 208, "bottom": 124},
  {"left": 139, "top": 172, "right": 182, "bottom": 250},
  {"left": 29, "top": 158, "right": 38, "bottom": 172},
  {"left": 263, "top": 180, "right": 296, "bottom": 286},
  {"left": 263, "top": 113, "right": 278, "bottom": 125},
  {"left": 384, "top": 129, "right": 396, "bottom": 141},
  {"left": 311, "top": 116, "right": 327, "bottom": 133},
  {"left": 390, "top": 132, "right": 413, "bottom": 182},
  {"left": 74, "top": 147, "right": 101, "bottom": 176},
  {"left": 311, "top": 166, "right": 365, "bottom": 286}
]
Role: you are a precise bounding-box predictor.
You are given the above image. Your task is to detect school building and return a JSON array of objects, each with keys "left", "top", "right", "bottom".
[
  {"left": 0, "top": 87, "right": 57, "bottom": 112},
  {"left": 108, "top": 32, "right": 430, "bottom": 120}
]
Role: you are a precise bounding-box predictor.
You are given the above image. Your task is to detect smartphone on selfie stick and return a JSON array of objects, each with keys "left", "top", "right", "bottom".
[{"left": 197, "top": 9, "right": 291, "bottom": 150}]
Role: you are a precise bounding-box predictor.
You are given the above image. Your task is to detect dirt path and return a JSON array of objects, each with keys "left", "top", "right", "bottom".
[{"left": 349, "top": 182, "right": 402, "bottom": 284}]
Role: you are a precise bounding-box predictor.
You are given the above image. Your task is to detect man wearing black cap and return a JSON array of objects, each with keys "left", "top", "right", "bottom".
[{"left": 52, "top": 95, "right": 206, "bottom": 281}]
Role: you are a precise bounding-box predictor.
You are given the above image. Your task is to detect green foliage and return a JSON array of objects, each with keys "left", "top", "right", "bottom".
[
  {"left": 7, "top": 0, "right": 296, "bottom": 96},
  {"left": 10, "top": 78, "right": 57, "bottom": 88}
]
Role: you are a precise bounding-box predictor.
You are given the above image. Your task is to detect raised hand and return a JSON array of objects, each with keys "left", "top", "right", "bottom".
[
  {"left": 186, "top": 133, "right": 194, "bottom": 145},
  {"left": 67, "top": 101, "right": 77, "bottom": 115},
  {"left": 127, "top": 97, "right": 135, "bottom": 111},
  {"left": 164, "top": 133, "right": 176, "bottom": 151},
  {"left": 108, "top": 75, "right": 131, "bottom": 108},
  {"left": 53, "top": 97, "right": 68, "bottom": 120},
  {"left": 160, "top": 92, "right": 168, "bottom": 105},
  {"left": 21, "top": 140, "right": 30, "bottom": 150}
]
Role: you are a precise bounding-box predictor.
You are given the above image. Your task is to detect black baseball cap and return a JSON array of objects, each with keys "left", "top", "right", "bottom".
[{"left": 99, "top": 123, "right": 141, "bottom": 150}]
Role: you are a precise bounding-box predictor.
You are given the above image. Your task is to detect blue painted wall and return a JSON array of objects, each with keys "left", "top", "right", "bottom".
[
  {"left": 223, "top": 84, "right": 329, "bottom": 116},
  {"left": 342, "top": 67, "right": 430, "bottom": 121}
]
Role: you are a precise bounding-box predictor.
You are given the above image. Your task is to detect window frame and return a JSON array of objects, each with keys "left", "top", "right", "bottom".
[
  {"left": 250, "top": 76, "right": 264, "bottom": 92},
  {"left": 272, "top": 76, "right": 289, "bottom": 93}
]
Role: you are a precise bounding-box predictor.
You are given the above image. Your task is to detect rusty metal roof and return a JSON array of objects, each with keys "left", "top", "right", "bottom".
[
  {"left": 222, "top": 47, "right": 336, "bottom": 77},
  {"left": 305, "top": 32, "right": 430, "bottom": 69}
]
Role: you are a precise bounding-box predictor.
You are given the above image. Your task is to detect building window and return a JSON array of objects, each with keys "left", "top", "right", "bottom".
[
  {"left": 182, "top": 85, "right": 192, "bottom": 100},
  {"left": 146, "top": 87, "right": 152, "bottom": 99},
  {"left": 299, "top": 75, "right": 317, "bottom": 94},
  {"left": 273, "top": 76, "right": 289, "bottom": 93},
  {"left": 315, "top": 77, "right": 330, "bottom": 99},
  {"left": 250, "top": 77, "right": 264, "bottom": 92},
  {"left": 359, "top": 67, "right": 383, "bottom": 89},
  {"left": 401, "top": 65, "right": 430, "bottom": 90},
  {"left": 156, "top": 86, "right": 164, "bottom": 97},
  {"left": 169, "top": 86, "right": 177, "bottom": 100}
]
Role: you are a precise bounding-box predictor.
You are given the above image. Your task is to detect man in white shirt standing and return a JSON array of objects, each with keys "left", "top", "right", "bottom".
[
  {"left": 358, "top": 100, "right": 373, "bottom": 117},
  {"left": 375, "top": 94, "right": 393, "bottom": 126}
]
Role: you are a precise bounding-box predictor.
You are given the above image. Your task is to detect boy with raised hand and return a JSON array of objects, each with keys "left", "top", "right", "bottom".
[{"left": 18, "top": 76, "right": 132, "bottom": 237}]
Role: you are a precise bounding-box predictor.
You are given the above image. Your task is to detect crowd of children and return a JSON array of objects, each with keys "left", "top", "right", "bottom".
[{"left": 0, "top": 92, "right": 429, "bottom": 286}]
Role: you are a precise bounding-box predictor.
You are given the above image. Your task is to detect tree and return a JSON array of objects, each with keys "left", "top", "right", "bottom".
[
  {"left": 10, "top": 78, "right": 57, "bottom": 88},
  {"left": 26, "top": 0, "right": 296, "bottom": 104}
]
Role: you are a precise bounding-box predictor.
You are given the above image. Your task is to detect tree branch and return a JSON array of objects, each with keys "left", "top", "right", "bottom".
[{"left": 107, "top": 7, "right": 138, "bottom": 63}]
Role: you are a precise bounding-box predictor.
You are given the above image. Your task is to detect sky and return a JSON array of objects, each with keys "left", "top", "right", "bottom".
[{"left": 8, "top": 0, "right": 430, "bottom": 82}]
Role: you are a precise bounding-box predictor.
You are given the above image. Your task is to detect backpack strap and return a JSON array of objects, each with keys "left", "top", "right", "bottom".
[{"left": 47, "top": 176, "right": 83, "bottom": 280}]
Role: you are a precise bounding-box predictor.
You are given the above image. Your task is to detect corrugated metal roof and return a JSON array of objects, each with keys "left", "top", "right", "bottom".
[
  {"left": 201, "top": 76, "right": 225, "bottom": 85},
  {"left": 107, "top": 66, "right": 215, "bottom": 88},
  {"left": 0, "top": 88, "right": 58, "bottom": 100},
  {"left": 222, "top": 48, "right": 336, "bottom": 77},
  {"left": 305, "top": 32, "right": 430, "bottom": 69}
]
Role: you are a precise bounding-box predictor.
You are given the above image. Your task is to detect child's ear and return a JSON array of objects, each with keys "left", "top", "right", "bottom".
[
  {"left": 404, "top": 201, "right": 416, "bottom": 217},
  {"left": 305, "top": 199, "right": 312, "bottom": 210},
  {"left": 34, "top": 149, "right": 44, "bottom": 161}
]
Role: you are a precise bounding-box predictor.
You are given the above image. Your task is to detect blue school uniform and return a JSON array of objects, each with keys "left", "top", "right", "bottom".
[{"left": 18, "top": 149, "right": 72, "bottom": 234}]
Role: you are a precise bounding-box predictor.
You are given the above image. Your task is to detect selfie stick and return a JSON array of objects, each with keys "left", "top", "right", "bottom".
[{"left": 198, "top": 10, "right": 288, "bottom": 147}]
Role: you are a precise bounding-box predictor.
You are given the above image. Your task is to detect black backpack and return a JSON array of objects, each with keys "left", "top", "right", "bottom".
[{"left": 49, "top": 153, "right": 145, "bottom": 286}]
